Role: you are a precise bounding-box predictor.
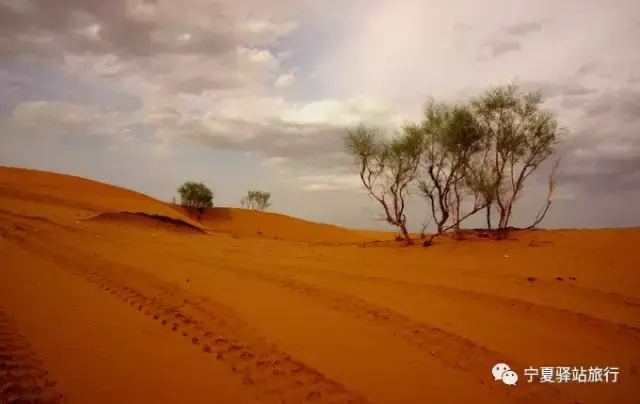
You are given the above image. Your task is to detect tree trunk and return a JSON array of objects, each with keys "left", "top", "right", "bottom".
[
  {"left": 486, "top": 205, "right": 492, "bottom": 230},
  {"left": 436, "top": 211, "right": 448, "bottom": 235},
  {"left": 497, "top": 203, "right": 507, "bottom": 230},
  {"left": 424, "top": 232, "right": 437, "bottom": 247},
  {"left": 504, "top": 204, "right": 513, "bottom": 231},
  {"left": 453, "top": 182, "right": 461, "bottom": 231},
  {"left": 495, "top": 204, "right": 508, "bottom": 239},
  {"left": 399, "top": 223, "right": 413, "bottom": 245}
]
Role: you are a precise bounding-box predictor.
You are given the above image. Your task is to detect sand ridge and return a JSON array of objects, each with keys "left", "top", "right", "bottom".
[
  {"left": 168, "top": 204, "right": 391, "bottom": 244},
  {"left": 85, "top": 212, "right": 206, "bottom": 234}
]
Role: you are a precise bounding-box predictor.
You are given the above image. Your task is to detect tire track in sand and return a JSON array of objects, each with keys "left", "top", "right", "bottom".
[
  {"left": 0, "top": 306, "right": 65, "bottom": 404},
  {"left": 212, "top": 254, "right": 640, "bottom": 340},
  {"left": 191, "top": 261, "right": 578, "bottom": 404},
  {"left": 7, "top": 230, "right": 368, "bottom": 404},
  {"left": 157, "top": 237, "right": 640, "bottom": 341},
  {"left": 297, "top": 265, "right": 640, "bottom": 339}
]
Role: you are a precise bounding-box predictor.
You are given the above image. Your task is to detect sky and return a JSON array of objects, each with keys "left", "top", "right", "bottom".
[{"left": 1, "top": 0, "right": 639, "bottom": 231}]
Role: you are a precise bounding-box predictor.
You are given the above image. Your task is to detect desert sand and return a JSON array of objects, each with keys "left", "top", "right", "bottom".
[{"left": 1, "top": 166, "right": 639, "bottom": 404}]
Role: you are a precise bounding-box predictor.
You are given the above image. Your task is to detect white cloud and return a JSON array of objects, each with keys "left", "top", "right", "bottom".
[
  {"left": 81, "top": 24, "right": 102, "bottom": 41},
  {"left": 131, "top": 94, "right": 403, "bottom": 165},
  {"left": 280, "top": 97, "right": 405, "bottom": 128},
  {"left": 296, "top": 174, "right": 362, "bottom": 192},
  {"left": 177, "top": 33, "right": 192, "bottom": 43},
  {"left": 7, "top": 101, "right": 133, "bottom": 136},
  {"left": 126, "top": 0, "right": 158, "bottom": 22},
  {"left": 0, "top": 0, "right": 35, "bottom": 14},
  {"left": 63, "top": 53, "right": 127, "bottom": 77},
  {"left": 274, "top": 72, "right": 296, "bottom": 87},
  {"left": 262, "top": 156, "right": 291, "bottom": 167},
  {"left": 594, "top": 142, "right": 633, "bottom": 158},
  {"left": 239, "top": 20, "right": 299, "bottom": 43},
  {"left": 238, "top": 47, "right": 276, "bottom": 64}
]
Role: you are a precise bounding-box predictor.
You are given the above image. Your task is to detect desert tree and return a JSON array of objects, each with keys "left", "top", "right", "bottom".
[
  {"left": 415, "top": 101, "right": 488, "bottom": 243},
  {"left": 177, "top": 181, "right": 214, "bottom": 218},
  {"left": 463, "top": 142, "right": 502, "bottom": 230},
  {"left": 344, "top": 124, "right": 422, "bottom": 244},
  {"left": 241, "top": 190, "right": 272, "bottom": 211},
  {"left": 471, "top": 84, "right": 564, "bottom": 237}
]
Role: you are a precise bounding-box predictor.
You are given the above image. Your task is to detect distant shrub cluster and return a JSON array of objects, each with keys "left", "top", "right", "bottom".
[
  {"left": 175, "top": 182, "right": 272, "bottom": 219},
  {"left": 240, "top": 190, "right": 271, "bottom": 211},
  {"left": 345, "top": 83, "right": 565, "bottom": 245}
]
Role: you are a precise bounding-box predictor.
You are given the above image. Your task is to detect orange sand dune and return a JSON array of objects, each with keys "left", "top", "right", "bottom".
[
  {"left": 1, "top": 166, "right": 640, "bottom": 404},
  {"left": 169, "top": 205, "right": 393, "bottom": 244},
  {"left": 0, "top": 166, "right": 202, "bottom": 228}
]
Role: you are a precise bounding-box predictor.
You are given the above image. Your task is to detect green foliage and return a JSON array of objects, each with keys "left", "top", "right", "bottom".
[
  {"left": 345, "top": 124, "right": 382, "bottom": 160},
  {"left": 417, "top": 101, "right": 487, "bottom": 234},
  {"left": 421, "top": 101, "right": 484, "bottom": 163},
  {"left": 344, "top": 125, "right": 421, "bottom": 244},
  {"left": 471, "top": 83, "right": 564, "bottom": 234},
  {"left": 344, "top": 82, "right": 564, "bottom": 244},
  {"left": 241, "top": 190, "right": 272, "bottom": 211},
  {"left": 177, "top": 181, "right": 213, "bottom": 216},
  {"left": 344, "top": 125, "right": 386, "bottom": 183}
]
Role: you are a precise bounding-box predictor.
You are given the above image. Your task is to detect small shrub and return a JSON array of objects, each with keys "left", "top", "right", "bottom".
[
  {"left": 241, "top": 190, "right": 272, "bottom": 211},
  {"left": 177, "top": 181, "right": 213, "bottom": 218}
]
